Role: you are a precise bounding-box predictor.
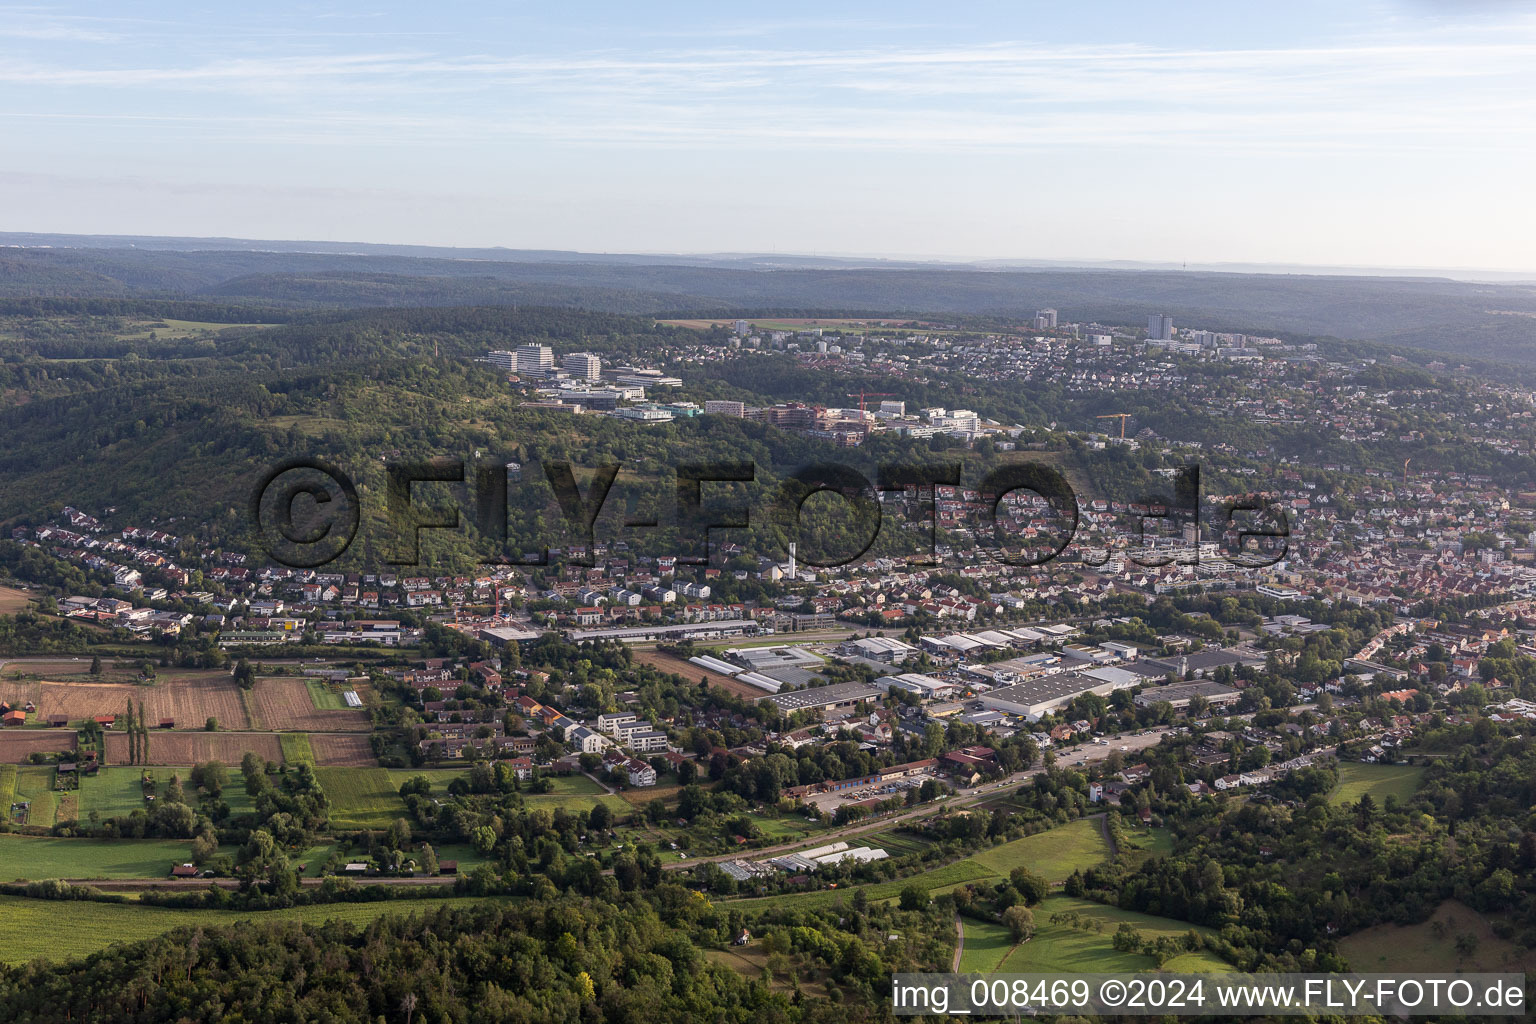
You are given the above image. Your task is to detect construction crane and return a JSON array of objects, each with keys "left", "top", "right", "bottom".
[
  {"left": 1403, "top": 457, "right": 1411, "bottom": 487},
  {"left": 846, "top": 390, "right": 895, "bottom": 417},
  {"left": 1097, "top": 413, "right": 1131, "bottom": 439}
]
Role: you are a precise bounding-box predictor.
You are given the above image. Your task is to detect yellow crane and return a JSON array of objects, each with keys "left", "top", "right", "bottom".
[{"left": 1097, "top": 413, "right": 1131, "bottom": 439}]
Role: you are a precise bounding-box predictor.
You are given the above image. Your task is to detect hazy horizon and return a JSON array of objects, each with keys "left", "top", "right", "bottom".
[{"left": 4, "top": 2, "right": 1535, "bottom": 270}]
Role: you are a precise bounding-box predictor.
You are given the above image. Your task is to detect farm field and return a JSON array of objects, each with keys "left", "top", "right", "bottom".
[
  {"left": 1005, "top": 897, "right": 1225, "bottom": 974},
  {"left": 0, "top": 765, "right": 15, "bottom": 814},
  {"left": 0, "top": 672, "right": 250, "bottom": 731},
  {"left": 0, "top": 835, "right": 194, "bottom": 881},
  {"left": 0, "top": 730, "right": 76, "bottom": 764},
  {"left": 113, "top": 318, "right": 272, "bottom": 341},
  {"left": 1339, "top": 900, "right": 1536, "bottom": 973},
  {"left": 1328, "top": 762, "right": 1425, "bottom": 806},
  {"left": 280, "top": 733, "right": 315, "bottom": 765},
  {"left": 104, "top": 730, "right": 284, "bottom": 766},
  {"left": 309, "top": 733, "right": 376, "bottom": 766},
  {"left": 246, "top": 677, "right": 370, "bottom": 732},
  {"left": 629, "top": 649, "right": 765, "bottom": 699},
  {"left": 315, "top": 767, "right": 408, "bottom": 829},
  {"left": 0, "top": 894, "right": 511, "bottom": 965},
  {"left": 0, "top": 584, "right": 32, "bottom": 614},
  {"left": 969, "top": 817, "right": 1110, "bottom": 883}
]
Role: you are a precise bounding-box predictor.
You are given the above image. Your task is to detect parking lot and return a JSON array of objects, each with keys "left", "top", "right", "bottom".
[{"left": 802, "top": 772, "right": 936, "bottom": 814}]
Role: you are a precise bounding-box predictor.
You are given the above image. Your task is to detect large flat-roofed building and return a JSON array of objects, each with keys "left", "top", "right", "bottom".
[
  {"left": 703, "top": 400, "right": 746, "bottom": 417},
  {"left": 563, "top": 352, "right": 601, "bottom": 380},
  {"left": 766, "top": 680, "right": 885, "bottom": 714},
  {"left": 978, "top": 671, "right": 1139, "bottom": 720},
  {"left": 1134, "top": 680, "right": 1240, "bottom": 712},
  {"left": 567, "top": 619, "right": 757, "bottom": 643},
  {"left": 516, "top": 344, "right": 555, "bottom": 375},
  {"left": 876, "top": 673, "right": 958, "bottom": 698},
  {"left": 1140, "top": 650, "right": 1258, "bottom": 679}
]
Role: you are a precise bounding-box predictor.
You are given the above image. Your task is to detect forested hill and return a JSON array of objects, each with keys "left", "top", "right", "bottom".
[{"left": 4, "top": 241, "right": 1536, "bottom": 362}]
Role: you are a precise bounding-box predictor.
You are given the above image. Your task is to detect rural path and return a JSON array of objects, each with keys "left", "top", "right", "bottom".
[
  {"left": 584, "top": 770, "right": 619, "bottom": 795},
  {"left": 951, "top": 912, "right": 964, "bottom": 971},
  {"left": 1097, "top": 812, "right": 1117, "bottom": 858}
]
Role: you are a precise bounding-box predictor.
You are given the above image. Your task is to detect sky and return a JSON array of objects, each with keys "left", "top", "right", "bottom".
[{"left": 3, "top": 1, "right": 1535, "bottom": 271}]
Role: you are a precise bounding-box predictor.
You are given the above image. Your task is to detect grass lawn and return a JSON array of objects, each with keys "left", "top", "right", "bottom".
[
  {"left": 0, "top": 893, "right": 510, "bottom": 965},
  {"left": 15, "top": 767, "right": 59, "bottom": 827},
  {"left": 1119, "top": 827, "right": 1175, "bottom": 869},
  {"left": 304, "top": 678, "right": 347, "bottom": 710},
  {"left": 294, "top": 843, "right": 336, "bottom": 875},
  {"left": 970, "top": 817, "right": 1110, "bottom": 883},
  {"left": 280, "top": 734, "right": 315, "bottom": 765},
  {"left": 959, "top": 917, "right": 1018, "bottom": 973},
  {"left": 428, "top": 842, "right": 490, "bottom": 872},
  {"left": 79, "top": 767, "right": 151, "bottom": 820},
  {"left": 0, "top": 835, "right": 194, "bottom": 881},
  {"left": 746, "top": 813, "right": 824, "bottom": 841},
  {"left": 1328, "top": 762, "right": 1424, "bottom": 807},
  {"left": 1007, "top": 896, "right": 1224, "bottom": 974},
  {"left": 0, "top": 765, "right": 16, "bottom": 815},
  {"left": 1338, "top": 900, "right": 1536, "bottom": 973},
  {"left": 519, "top": 774, "right": 629, "bottom": 815}
]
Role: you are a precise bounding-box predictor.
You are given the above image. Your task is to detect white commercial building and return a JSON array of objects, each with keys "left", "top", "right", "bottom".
[
  {"left": 516, "top": 344, "right": 555, "bottom": 375},
  {"left": 563, "top": 352, "right": 601, "bottom": 380}
]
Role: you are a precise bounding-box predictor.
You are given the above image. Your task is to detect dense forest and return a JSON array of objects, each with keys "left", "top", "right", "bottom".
[
  {"left": 0, "top": 895, "right": 935, "bottom": 1023},
  {"left": 2, "top": 237, "right": 1536, "bottom": 362}
]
